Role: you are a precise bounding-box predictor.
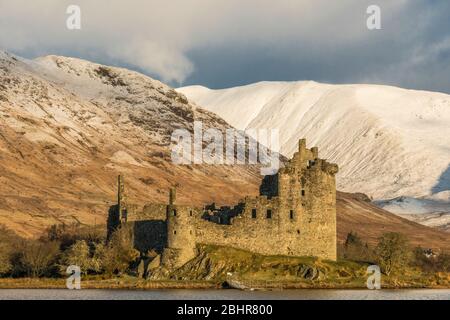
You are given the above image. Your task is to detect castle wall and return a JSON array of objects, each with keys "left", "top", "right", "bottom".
[
  {"left": 136, "top": 203, "right": 167, "bottom": 220},
  {"left": 193, "top": 184, "right": 336, "bottom": 260},
  {"left": 130, "top": 219, "right": 167, "bottom": 254},
  {"left": 108, "top": 203, "right": 168, "bottom": 254}
]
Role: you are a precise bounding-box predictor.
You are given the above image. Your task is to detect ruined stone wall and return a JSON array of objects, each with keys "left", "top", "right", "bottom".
[
  {"left": 187, "top": 140, "right": 337, "bottom": 260},
  {"left": 296, "top": 159, "right": 337, "bottom": 260},
  {"left": 193, "top": 189, "right": 336, "bottom": 260},
  {"left": 108, "top": 203, "right": 168, "bottom": 254},
  {"left": 164, "top": 139, "right": 338, "bottom": 266},
  {"left": 129, "top": 219, "right": 167, "bottom": 254},
  {"left": 134, "top": 203, "right": 167, "bottom": 221},
  {"left": 113, "top": 139, "right": 338, "bottom": 268}
]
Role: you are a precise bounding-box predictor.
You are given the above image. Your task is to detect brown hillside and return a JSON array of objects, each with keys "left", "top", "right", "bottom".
[
  {"left": 0, "top": 52, "right": 259, "bottom": 237},
  {"left": 337, "top": 192, "right": 450, "bottom": 252}
]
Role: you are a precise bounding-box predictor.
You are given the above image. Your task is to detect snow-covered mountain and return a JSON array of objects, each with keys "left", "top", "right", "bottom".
[
  {"left": 178, "top": 81, "right": 450, "bottom": 227},
  {"left": 0, "top": 51, "right": 260, "bottom": 236}
]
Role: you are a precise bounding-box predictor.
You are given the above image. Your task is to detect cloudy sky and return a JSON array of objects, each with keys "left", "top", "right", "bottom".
[{"left": 1, "top": 0, "right": 450, "bottom": 93}]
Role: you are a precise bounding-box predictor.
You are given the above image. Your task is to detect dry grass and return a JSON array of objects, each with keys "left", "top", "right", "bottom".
[{"left": 0, "top": 277, "right": 219, "bottom": 289}]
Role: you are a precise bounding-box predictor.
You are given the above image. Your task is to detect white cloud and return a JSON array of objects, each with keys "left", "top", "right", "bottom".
[{"left": 109, "top": 40, "right": 194, "bottom": 84}]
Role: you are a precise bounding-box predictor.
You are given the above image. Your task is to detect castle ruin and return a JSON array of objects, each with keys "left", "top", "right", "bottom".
[{"left": 108, "top": 139, "right": 339, "bottom": 268}]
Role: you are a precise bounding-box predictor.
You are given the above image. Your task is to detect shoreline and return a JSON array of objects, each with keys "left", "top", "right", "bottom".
[{"left": 0, "top": 278, "right": 448, "bottom": 290}]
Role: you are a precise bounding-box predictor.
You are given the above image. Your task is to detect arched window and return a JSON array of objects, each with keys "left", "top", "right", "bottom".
[
  {"left": 251, "top": 209, "right": 257, "bottom": 219},
  {"left": 290, "top": 210, "right": 294, "bottom": 219},
  {"left": 266, "top": 209, "right": 272, "bottom": 219},
  {"left": 173, "top": 209, "right": 177, "bottom": 216}
]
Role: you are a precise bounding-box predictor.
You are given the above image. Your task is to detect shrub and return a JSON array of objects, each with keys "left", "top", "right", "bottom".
[
  {"left": 59, "top": 240, "right": 92, "bottom": 275},
  {"left": 342, "top": 231, "right": 373, "bottom": 262},
  {"left": 437, "top": 252, "right": 450, "bottom": 271},
  {"left": 0, "top": 242, "right": 12, "bottom": 276},
  {"left": 90, "top": 243, "right": 106, "bottom": 273},
  {"left": 0, "top": 226, "right": 21, "bottom": 276},
  {"left": 43, "top": 223, "right": 105, "bottom": 251},
  {"left": 374, "top": 232, "right": 411, "bottom": 276},
  {"left": 101, "top": 225, "right": 139, "bottom": 275},
  {"left": 15, "top": 240, "right": 60, "bottom": 277},
  {"left": 413, "top": 247, "right": 450, "bottom": 273}
]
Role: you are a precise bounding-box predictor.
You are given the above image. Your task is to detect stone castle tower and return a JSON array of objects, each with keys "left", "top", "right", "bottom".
[
  {"left": 117, "top": 175, "right": 128, "bottom": 223},
  {"left": 107, "top": 174, "right": 130, "bottom": 241},
  {"left": 163, "top": 187, "right": 198, "bottom": 268},
  {"left": 161, "top": 139, "right": 339, "bottom": 268}
]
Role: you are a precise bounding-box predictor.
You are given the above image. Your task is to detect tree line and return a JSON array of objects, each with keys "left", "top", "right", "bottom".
[
  {"left": 340, "top": 231, "right": 450, "bottom": 275},
  {"left": 0, "top": 224, "right": 139, "bottom": 278}
]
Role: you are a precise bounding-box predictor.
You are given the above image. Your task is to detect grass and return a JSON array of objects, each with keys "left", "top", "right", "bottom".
[
  {"left": 0, "top": 276, "right": 219, "bottom": 289},
  {"left": 174, "top": 245, "right": 450, "bottom": 289}
]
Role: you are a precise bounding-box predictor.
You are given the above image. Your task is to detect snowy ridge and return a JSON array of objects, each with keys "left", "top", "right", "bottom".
[
  {"left": 178, "top": 81, "right": 450, "bottom": 202},
  {"left": 375, "top": 194, "right": 450, "bottom": 231}
]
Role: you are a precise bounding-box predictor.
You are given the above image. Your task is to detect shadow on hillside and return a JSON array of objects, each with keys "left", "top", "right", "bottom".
[{"left": 432, "top": 165, "right": 450, "bottom": 195}]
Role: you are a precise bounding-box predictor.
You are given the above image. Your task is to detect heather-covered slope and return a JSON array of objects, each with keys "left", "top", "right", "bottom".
[{"left": 0, "top": 51, "right": 259, "bottom": 237}]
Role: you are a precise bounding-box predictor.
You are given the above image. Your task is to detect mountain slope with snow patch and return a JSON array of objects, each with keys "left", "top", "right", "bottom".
[{"left": 0, "top": 51, "right": 260, "bottom": 236}]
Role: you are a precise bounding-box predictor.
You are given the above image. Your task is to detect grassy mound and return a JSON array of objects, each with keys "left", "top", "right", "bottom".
[
  {"left": 170, "top": 245, "right": 367, "bottom": 288},
  {"left": 168, "top": 245, "right": 450, "bottom": 289}
]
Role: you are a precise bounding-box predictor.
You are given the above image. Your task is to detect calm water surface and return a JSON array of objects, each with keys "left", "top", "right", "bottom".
[{"left": 0, "top": 289, "right": 449, "bottom": 300}]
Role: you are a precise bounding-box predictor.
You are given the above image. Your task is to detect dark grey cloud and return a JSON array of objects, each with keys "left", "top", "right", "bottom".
[
  {"left": 1, "top": 0, "right": 450, "bottom": 93},
  {"left": 184, "top": 1, "right": 450, "bottom": 94}
]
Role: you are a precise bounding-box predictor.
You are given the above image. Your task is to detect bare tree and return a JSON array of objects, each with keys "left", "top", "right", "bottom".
[
  {"left": 19, "top": 241, "right": 60, "bottom": 277},
  {"left": 375, "top": 232, "right": 411, "bottom": 276},
  {"left": 0, "top": 243, "right": 12, "bottom": 275}
]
